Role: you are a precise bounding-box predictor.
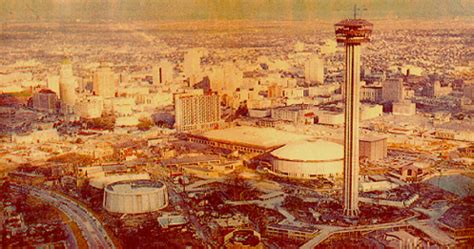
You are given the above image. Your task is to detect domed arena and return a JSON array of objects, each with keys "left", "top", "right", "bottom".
[{"left": 269, "top": 139, "right": 343, "bottom": 179}]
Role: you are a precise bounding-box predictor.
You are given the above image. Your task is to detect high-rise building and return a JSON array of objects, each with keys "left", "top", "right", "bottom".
[
  {"left": 47, "top": 75, "right": 60, "bottom": 95},
  {"left": 304, "top": 55, "right": 324, "bottom": 84},
  {"left": 153, "top": 60, "right": 174, "bottom": 84},
  {"left": 382, "top": 79, "right": 404, "bottom": 103},
  {"left": 31, "top": 89, "right": 58, "bottom": 113},
  {"left": 174, "top": 92, "right": 220, "bottom": 132},
  {"left": 93, "top": 65, "right": 116, "bottom": 98},
  {"left": 75, "top": 95, "right": 104, "bottom": 119},
  {"left": 335, "top": 17, "right": 373, "bottom": 217},
  {"left": 59, "top": 60, "right": 77, "bottom": 114},
  {"left": 183, "top": 49, "right": 203, "bottom": 85},
  {"left": 209, "top": 63, "right": 243, "bottom": 92}
]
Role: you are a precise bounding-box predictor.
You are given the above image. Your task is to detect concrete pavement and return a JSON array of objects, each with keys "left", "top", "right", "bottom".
[{"left": 16, "top": 185, "right": 115, "bottom": 249}]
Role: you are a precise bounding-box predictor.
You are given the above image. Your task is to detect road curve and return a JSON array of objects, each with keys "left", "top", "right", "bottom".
[{"left": 12, "top": 184, "right": 115, "bottom": 249}]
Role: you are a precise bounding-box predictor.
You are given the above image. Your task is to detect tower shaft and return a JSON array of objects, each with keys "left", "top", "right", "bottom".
[{"left": 343, "top": 44, "right": 361, "bottom": 217}]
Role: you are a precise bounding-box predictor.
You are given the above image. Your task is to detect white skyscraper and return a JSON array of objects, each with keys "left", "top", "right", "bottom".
[
  {"left": 153, "top": 59, "right": 174, "bottom": 84},
  {"left": 304, "top": 55, "right": 324, "bottom": 84},
  {"left": 174, "top": 92, "right": 220, "bottom": 132},
  {"left": 59, "top": 60, "right": 77, "bottom": 114},
  {"left": 183, "top": 49, "right": 203, "bottom": 85},
  {"left": 93, "top": 65, "right": 116, "bottom": 98},
  {"left": 47, "top": 75, "right": 60, "bottom": 95},
  {"left": 209, "top": 63, "right": 243, "bottom": 92}
]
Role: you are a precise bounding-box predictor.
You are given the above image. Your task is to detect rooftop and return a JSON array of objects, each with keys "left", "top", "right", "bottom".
[
  {"left": 385, "top": 230, "right": 418, "bottom": 241},
  {"left": 360, "top": 135, "right": 386, "bottom": 142},
  {"left": 335, "top": 18, "right": 373, "bottom": 44},
  {"left": 270, "top": 139, "right": 343, "bottom": 162},
  {"left": 195, "top": 126, "right": 310, "bottom": 149},
  {"left": 89, "top": 173, "right": 150, "bottom": 189},
  {"left": 335, "top": 19, "right": 374, "bottom": 28},
  {"left": 439, "top": 196, "right": 474, "bottom": 229},
  {"left": 268, "top": 223, "right": 319, "bottom": 234},
  {"left": 161, "top": 155, "right": 221, "bottom": 166},
  {"left": 106, "top": 179, "right": 165, "bottom": 193}
]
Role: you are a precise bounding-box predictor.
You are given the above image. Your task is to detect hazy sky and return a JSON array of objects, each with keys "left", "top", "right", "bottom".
[{"left": 1, "top": 0, "right": 473, "bottom": 22}]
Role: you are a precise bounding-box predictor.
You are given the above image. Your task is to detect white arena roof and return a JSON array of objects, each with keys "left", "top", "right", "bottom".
[
  {"left": 270, "top": 139, "right": 343, "bottom": 162},
  {"left": 198, "top": 126, "right": 310, "bottom": 149}
]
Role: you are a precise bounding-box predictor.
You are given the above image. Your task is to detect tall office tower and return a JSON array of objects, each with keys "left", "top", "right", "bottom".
[
  {"left": 32, "top": 89, "right": 58, "bottom": 113},
  {"left": 174, "top": 92, "right": 220, "bottom": 132},
  {"left": 59, "top": 60, "right": 77, "bottom": 114},
  {"left": 209, "top": 66, "right": 224, "bottom": 92},
  {"left": 183, "top": 49, "right": 202, "bottom": 85},
  {"left": 47, "top": 75, "right": 60, "bottom": 94},
  {"left": 153, "top": 59, "right": 174, "bottom": 84},
  {"left": 382, "top": 79, "right": 404, "bottom": 102},
  {"left": 335, "top": 18, "right": 373, "bottom": 217},
  {"left": 223, "top": 62, "right": 243, "bottom": 91},
  {"left": 208, "top": 63, "right": 243, "bottom": 92},
  {"left": 304, "top": 55, "right": 324, "bottom": 84},
  {"left": 93, "top": 65, "right": 115, "bottom": 98}
]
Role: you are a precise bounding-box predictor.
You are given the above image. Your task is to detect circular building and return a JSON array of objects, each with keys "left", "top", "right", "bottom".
[
  {"left": 103, "top": 180, "right": 168, "bottom": 214},
  {"left": 270, "top": 139, "right": 343, "bottom": 179}
]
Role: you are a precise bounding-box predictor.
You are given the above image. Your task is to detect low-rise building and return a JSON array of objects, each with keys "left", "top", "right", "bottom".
[
  {"left": 361, "top": 85, "right": 383, "bottom": 103},
  {"left": 393, "top": 101, "right": 416, "bottom": 116},
  {"left": 271, "top": 105, "right": 317, "bottom": 125},
  {"left": 360, "top": 136, "right": 387, "bottom": 161},
  {"left": 266, "top": 223, "right": 319, "bottom": 241},
  {"left": 384, "top": 230, "right": 420, "bottom": 249}
]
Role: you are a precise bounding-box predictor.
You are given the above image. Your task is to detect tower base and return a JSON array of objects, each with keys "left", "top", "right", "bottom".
[{"left": 343, "top": 208, "right": 360, "bottom": 217}]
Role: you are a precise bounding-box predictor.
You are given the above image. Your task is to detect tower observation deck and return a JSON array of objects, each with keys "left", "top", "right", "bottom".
[{"left": 335, "top": 18, "right": 373, "bottom": 217}]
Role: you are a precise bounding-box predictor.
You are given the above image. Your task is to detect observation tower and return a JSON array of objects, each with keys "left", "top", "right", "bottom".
[{"left": 335, "top": 13, "right": 373, "bottom": 217}]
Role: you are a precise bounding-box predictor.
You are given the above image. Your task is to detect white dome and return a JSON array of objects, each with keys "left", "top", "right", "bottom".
[{"left": 270, "top": 139, "right": 343, "bottom": 162}]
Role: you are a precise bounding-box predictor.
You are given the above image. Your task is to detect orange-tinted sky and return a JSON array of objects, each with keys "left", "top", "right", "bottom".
[{"left": 1, "top": 0, "right": 473, "bottom": 22}]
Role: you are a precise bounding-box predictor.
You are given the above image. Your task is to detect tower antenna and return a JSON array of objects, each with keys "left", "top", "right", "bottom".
[{"left": 352, "top": 5, "right": 368, "bottom": 20}]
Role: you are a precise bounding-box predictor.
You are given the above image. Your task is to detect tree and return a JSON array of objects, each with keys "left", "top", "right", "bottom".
[
  {"left": 137, "top": 117, "right": 154, "bottom": 131},
  {"left": 235, "top": 101, "right": 249, "bottom": 117},
  {"left": 47, "top": 152, "right": 95, "bottom": 166},
  {"left": 225, "top": 173, "right": 253, "bottom": 200},
  {"left": 84, "top": 116, "right": 115, "bottom": 130}
]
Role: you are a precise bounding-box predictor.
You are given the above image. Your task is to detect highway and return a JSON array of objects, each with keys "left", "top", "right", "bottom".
[
  {"left": 13, "top": 184, "right": 115, "bottom": 249},
  {"left": 300, "top": 211, "right": 456, "bottom": 249}
]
